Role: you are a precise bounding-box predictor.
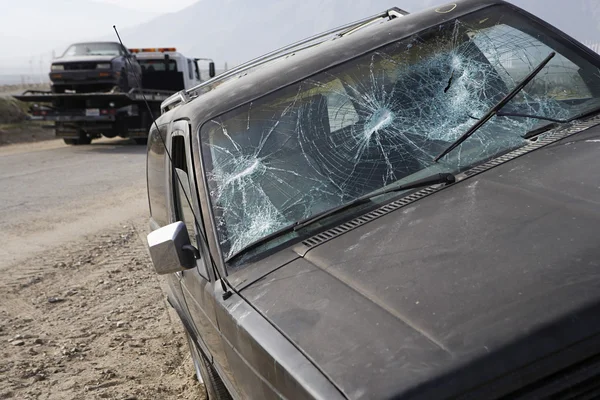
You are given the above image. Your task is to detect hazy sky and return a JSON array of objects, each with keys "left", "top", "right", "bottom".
[
  {"left": 2, "top": 0, "right": 600, "bottom": 80},
  {"left": 97, "top": 0, "right": 197, "bottom": 13},
  {"left": 0, "top": 0, "right": 174, "bottom": 71}
]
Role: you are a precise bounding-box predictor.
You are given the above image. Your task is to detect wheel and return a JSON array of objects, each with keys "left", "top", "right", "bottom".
[
  {"left": 64, "top": 132, "right": 92, "bottom": 145},
  {"left": 78, "top": 135, "right": 92, "bottom": 145},
  {"left": 76, "top": 130, "right": 92, "bottom": 145},
  {"left": 133, "top": 138, "right": 147, "bottom": 145},
  {"left": 185, "top": 332, "right": 232, "bottom": 400}
]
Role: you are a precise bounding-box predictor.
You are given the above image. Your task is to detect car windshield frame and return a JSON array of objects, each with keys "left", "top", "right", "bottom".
[
  {"left": 198, "top": 4, "right": 600, "bottom": 267},
  {"left": 62, "top": 42, "right": 124, "bottom": 57},
  {"left": 139, "top": 59, "right": 179, "bottom": 72}
]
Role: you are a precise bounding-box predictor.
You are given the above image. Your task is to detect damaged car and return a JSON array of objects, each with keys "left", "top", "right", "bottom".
[
  {"left": 146, "top": 0, "right": 600, "bottom": 398},
  {"left": 49, "top": 41, "right": 142, "bottom": 93}
]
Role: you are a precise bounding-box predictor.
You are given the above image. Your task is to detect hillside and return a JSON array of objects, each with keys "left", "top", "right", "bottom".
[
  {"left": 112, "top": 0, "right": 436, "bottom": 65},
  {"left": 5, "top": 0, "right": 600, "bottom": 82},
  {"left": 114, "top": 0, "right": 600, "bottom": 67}
]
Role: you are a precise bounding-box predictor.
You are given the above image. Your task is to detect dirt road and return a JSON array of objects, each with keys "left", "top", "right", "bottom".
[{"left": 0, "top": 139, "right": 204, "bottom": 399}]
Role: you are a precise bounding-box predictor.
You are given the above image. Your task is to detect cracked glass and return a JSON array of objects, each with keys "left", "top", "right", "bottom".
[{"left": 200, "top": 5, "right": 600, "bottom": 264}]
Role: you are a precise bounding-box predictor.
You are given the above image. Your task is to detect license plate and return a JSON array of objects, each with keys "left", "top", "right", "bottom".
[{"left": 86, "top": 108, "right": 100, "bottom": 117}]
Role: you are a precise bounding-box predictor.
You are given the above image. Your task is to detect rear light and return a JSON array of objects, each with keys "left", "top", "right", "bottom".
[{"left": 129, "top": 47, "right": 176, "bottom": 53}]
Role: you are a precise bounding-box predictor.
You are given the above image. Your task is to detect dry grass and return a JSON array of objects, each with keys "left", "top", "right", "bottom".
[
  {"left": 0, "top": 97, "right": 29, "bottom": 124},
  {"left": 0, "top": 97, "right": 56, "bottom": 146}
]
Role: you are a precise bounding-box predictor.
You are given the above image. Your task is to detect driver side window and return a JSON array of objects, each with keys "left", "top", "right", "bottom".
[
  {"left": 172, "top": 134, "right": 197, "bottom": 247},
  {"left": 172, "top": 132, "right": 210, "bottom": 280}
]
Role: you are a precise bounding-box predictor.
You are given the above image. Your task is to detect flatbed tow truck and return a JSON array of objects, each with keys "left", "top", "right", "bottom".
[{"left": 13, "top": 47, "right": 215, "bottom": 145}]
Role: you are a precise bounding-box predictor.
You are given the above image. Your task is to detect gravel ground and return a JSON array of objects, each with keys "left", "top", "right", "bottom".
[{"left": 0, "top": 223, "right": 206, "bottom": 400}]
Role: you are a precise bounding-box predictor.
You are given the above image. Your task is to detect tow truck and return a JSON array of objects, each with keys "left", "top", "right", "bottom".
[{"left": 13, "top": 47, "right": 215, "bottom": 145}]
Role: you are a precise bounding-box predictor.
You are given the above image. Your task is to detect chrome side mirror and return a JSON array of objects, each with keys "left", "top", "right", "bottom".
[{"left": 147, "top": 222, "right": 197, "bottom": 274}]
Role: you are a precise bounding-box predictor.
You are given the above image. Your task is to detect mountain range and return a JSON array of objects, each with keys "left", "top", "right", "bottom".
[
  {"left": 114, "top": 0, "right": 600, "bottom": 67},
  {"left": 2, "top": 0, "right": 600, "bottom": 79}
]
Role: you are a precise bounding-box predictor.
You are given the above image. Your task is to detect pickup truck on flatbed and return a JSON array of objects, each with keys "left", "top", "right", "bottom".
[{"left": 13, "top": 47, "right": 215, "bottom": 145}]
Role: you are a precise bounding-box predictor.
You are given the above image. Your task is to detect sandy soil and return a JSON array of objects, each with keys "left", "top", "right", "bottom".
[
  {"left": 0, "top": 139, "right": 207, "bottom": 400},
  {"left": 0, "top": 124, "right": 55, "bottom": 146},
  {"left": 0, "top": 222, "right": 206, "bottom": 400}
]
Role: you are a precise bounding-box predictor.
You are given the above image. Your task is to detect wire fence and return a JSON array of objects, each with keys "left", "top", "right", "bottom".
[{"left": 0, "top": 83, "right": 50, "bottom": 96}]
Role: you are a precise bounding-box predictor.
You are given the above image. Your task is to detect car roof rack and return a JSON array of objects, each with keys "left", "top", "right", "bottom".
[{"left": 160, "top": 7, "right": 409, "bottom": 114}]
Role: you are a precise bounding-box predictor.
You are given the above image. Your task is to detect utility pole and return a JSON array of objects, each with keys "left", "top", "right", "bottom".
[
  {"left": 29, "top": 58, "right": 34, "bottom": 84},
  {"left": 39, "top": 56, "right": 44, "bottom": 84}
]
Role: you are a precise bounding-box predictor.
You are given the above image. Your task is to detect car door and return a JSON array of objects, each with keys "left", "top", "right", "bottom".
[{"left": 168, "top": 121, "right": 239, "bottom": 393}]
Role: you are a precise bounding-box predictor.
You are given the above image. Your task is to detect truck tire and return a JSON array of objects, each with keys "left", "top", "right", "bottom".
[
  {"left": 51, "top": 85, "right": 65, "bottom": 94},
  {"left": 77, "top": 135, "right": 92, "bottom": 145},
  {"left": 64, "top": 131, "right": 92, "bottom": 145},
  {"left": 185, "top": 332, "right": 232, "bottom": 400}
]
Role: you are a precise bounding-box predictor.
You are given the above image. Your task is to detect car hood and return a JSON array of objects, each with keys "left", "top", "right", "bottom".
[
  {"left": 239, "top": 126, "right": 600, "bottom": 399},
  {"left": 53, "top": 55, "right": 117, "bottom": 64}
]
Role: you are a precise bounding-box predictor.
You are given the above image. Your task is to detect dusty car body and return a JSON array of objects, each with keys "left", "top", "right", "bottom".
[
  {"left": 49, "top": 42, "right": 142, "bottom": 93},
  {"left": 146, "top": 1, "right": 600, "bottom": 399}
]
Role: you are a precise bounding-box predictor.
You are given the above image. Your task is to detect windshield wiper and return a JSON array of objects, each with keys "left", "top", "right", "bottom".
[
  {"left": 435, "top": 51, "right": 556, "bottom": 162},
  {"left": 496, "top": 111, "right": 567, "bottom": 124},
  {"left": 293, "top": 172, "right": 456, "bottom": 231},
  {"left": 523, "top": 122, "right": 559, "bottom": 139},
  {"left": 496, "top": 112, "right": 567, "bottom": 139},
  {"left": 226, "top": 172, "right": 455, "bottom": 263}
]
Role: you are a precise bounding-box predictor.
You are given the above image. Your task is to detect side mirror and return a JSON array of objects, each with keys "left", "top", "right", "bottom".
[
  {"left": 209, "top": 62, "right": 216, "bottom": 78},
  {"left": 147, "top": 221, "right": 198, "bottom": 274}
]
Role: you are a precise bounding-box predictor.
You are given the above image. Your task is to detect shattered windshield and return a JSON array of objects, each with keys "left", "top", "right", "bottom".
[{"left": 200, "top": 5, "right": 600, "bottom": 262}]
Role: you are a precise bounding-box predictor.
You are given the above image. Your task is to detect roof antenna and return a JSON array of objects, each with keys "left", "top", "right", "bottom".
[{"left": 112, "top": 25, "right": 233, "bottom": 300}]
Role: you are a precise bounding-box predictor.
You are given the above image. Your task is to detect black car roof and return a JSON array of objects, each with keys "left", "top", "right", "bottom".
[
  {"left": 168, "top": 0, "right": 541, "bottom": 127},
  {"left": 67, "top": 41, "right": 121, "bottom": 46}
]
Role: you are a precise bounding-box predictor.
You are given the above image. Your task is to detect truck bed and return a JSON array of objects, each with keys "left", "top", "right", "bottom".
[
  {"left": 11, "top": 88, "right": 170, "bottom": 143},
  {"left": 12, "top": 88, "right": 174, "bottom": 104}
]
